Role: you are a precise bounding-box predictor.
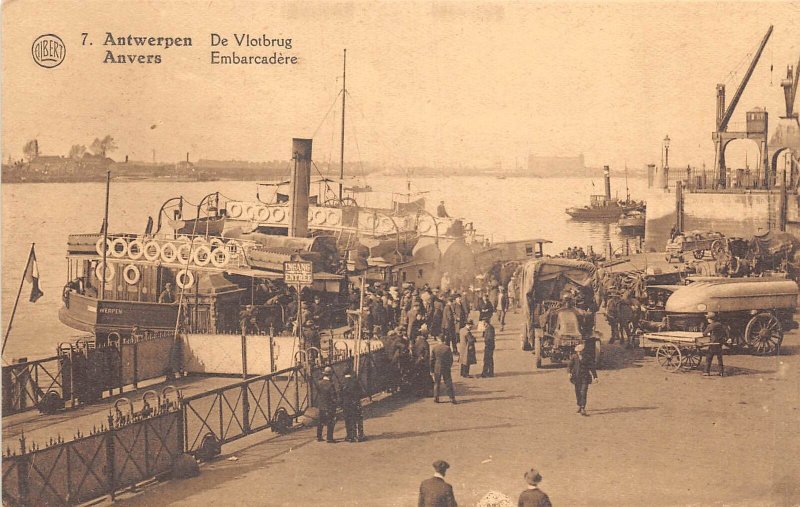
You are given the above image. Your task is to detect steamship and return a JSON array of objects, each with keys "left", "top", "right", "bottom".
[{"left": 566, "top": 165, "right": 644, "bottom": 220}]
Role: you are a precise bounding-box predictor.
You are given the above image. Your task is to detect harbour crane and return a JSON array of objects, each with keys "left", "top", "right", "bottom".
[{"left": 713, "top": 25, "right": 773, "bottom": 188}]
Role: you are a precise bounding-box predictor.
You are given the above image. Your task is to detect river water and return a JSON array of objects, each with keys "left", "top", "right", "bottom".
[{"left": 1, "top": 175, "right": 647, "bottom": 360}]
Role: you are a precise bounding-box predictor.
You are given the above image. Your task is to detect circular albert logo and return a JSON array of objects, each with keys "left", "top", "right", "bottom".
[{"left": 32, "top": 34, "right": 66, "bottom": 68}]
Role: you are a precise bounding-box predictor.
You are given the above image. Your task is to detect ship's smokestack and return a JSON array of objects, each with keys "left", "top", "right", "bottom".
[
  {"left": 603, "top": 165, "right": 611, "bottom": 201},
  {"left": 289, "top": 138, "right": 312, "bottom": 238}
]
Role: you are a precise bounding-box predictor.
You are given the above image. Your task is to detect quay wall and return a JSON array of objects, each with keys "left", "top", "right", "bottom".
[{"left": 644, "top": 187, "right": 789, "bottom": 250}]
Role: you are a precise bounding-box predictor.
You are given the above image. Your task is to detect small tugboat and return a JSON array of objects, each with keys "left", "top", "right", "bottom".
[{"left": 565, "top": 165, "right": 643, "bottom": 220}]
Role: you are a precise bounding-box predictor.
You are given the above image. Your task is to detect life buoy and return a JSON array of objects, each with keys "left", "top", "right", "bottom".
[
  {"left": 123, "top": 264, "right": 140, "bottom": 285},
  {"left": 256, "top": 206, "right": 271, "bottom": 222},
  {"left": 143, "top": 241, "right": 162, "bottom": 262},
  {"left": 209, "top": 237, "right": 225, "bottom": 250},
  {"left": 379, "top": 217, "right": 393, "bottom": 232},
  {"left": 96, "top": 237, "right": 112, "bottom": 256},
  {"left": 418, "top": 219, "right": 432, "bottom": 234},
  {"left": 176, "top": 235, "right": 191, "bottom": 243},
  {"left": 176, "top": 243, "right": 192, "bottom": 263},
  {"left": 272, "top": 207, "right": 286, "bottom": 222},
  {"left": 313, "top": 209, "right": 326, "bottom": 225},
  {"left": 245, "top": 205, "right": 257, "bottom": 221},
  {"left": 111, "top": 238, "right": 128, "bottom": 258},
  {"left": 176, "top": 269, "right": 195, "bottom": 289},
  {"left": 161, "top": 242, "right": 178, "bottom": 263},
  {"left": 327, "top": 210, "right": 341, "bottom": 226},
  {"left": 128, "top": 240, "right": 144, "bottom": 260},
  {"left": 193, "top": 245, "right": 212, "bottom": 266},
  {"left": 228, "top": 202, "right": 243, "bottom": 219},
  {"left": 366, "top": 215, "right": 377, "bottom": 229},
  {"left": 95, "top": 262, "right": 115, "bottom": 282},
  {"left": 211, "top": 247, "right": 229, "bottom": 267}
]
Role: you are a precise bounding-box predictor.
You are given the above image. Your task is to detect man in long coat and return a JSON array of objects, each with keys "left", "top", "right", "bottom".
[
  {"left": 458, "top": 321, "right": 477, "bottom": 378},
  {"left": 419, "top": 460, "right": 457, "bottom": 507},
  {"left": 442, "top": 297, "right": 457, "bottom": 352},
  {"left": 430, "top": 336, "right": 457, "bottom": 404}
]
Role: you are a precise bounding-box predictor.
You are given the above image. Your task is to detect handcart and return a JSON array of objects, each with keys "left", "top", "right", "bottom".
[{"left": 640, "top": 331, "right": 712, "bottom": 372}]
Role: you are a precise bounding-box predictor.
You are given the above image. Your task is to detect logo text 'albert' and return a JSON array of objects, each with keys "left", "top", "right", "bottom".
[{"left": 32, "top": 34, "right": 66, "bottom": 68}]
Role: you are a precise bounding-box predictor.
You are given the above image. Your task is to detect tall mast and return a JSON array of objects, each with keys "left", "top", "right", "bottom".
[{"left": 339, "top": 49, "right": 346, "bottom": 203}]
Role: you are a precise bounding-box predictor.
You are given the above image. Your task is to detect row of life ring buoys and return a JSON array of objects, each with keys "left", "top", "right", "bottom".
[
  {"left": 107, "top": 263, "right": 196, "bottom": 289},
  {"left": 227, "top": 202, "right": 288, "bottom": 223},
  {"left": 97, "top": 236, "right": 233, "bottom": 268},
  {"left": 307, "top": 209, "right": 342, "bottom": 226}
]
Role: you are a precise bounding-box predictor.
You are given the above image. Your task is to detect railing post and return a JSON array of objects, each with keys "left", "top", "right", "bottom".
[
  {"left": 177, "top": 401, "right": 187, "bottom": 453},
  {"left": 133, "top": 341, "right": 139, "bottom": 390},
  {"left": 105, "top": 429, "right": 116, "bottom": 501},
  {"left": 17, "top": 434, "right": 30, "bottom": 506}
]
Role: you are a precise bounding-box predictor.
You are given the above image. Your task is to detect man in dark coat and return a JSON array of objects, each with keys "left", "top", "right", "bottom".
[
  {"left": 442, "top": 297, "right": 457, "bottom": 352},
  {"left": 567, "top": 343, "right": 598, "bottom": 416},
  {"left": 419, "top": 460, "right": 457, "bottom": 507},
  {"left": 702, "top": 312, "right": 727, "bottom": 376},
  {"left": 341, "top": 365, "right": 365, "bottom": 442},
  {"left": 518, "top": 468, "right": 552, "bottom": 507},
  {"left": 480, "top": 320, "right": 496, "bottom": 378},
  {"left": 316, "top": 366, "right": 339, "bottom": 442},
  {"left": 413, "top": 327, "right": 432, "bottom": 396},
  {"left": 430, "top": 336, "right": 457, "bottom": 404},
  {"left": 477, "top": 293, "right": 495, "bottom": 323}
]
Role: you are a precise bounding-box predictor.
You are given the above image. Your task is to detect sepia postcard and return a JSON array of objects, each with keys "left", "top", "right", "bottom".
[{"left": 2, "top": 2, "right": 800, "bottom": 506}]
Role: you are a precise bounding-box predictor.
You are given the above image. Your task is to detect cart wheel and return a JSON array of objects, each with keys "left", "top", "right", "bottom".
[
  {"left": 656, "top": 343, "right": 682, "bottom": 372},
  {"left": 693, "top": 249, "right": 705, "bottom": 260},
  {"left": 745, "top": 313, "right": 783, "bottom": 356},
  {"left": 681, "top": 348, "right": 702, "bottom": 370},
  {"left": 710, "top": 240, "right": 725, "bottom": 260}
]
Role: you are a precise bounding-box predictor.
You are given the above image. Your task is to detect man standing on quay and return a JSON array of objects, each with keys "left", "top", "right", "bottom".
[
  {"left": 480, "top": 319, "right": 495, "bottom": 378},
  {"left": 430, "top": 336, "right": 457, "bottom": 404},
  {"left": 567, "top": 343, "right": 598, "bottom": 416}
]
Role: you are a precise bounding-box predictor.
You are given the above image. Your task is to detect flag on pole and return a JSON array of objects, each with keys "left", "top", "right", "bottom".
[{"left": 23, "top": 247, "right": 44, "bottom": 303}]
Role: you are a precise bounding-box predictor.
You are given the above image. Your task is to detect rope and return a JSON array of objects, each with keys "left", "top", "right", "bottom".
[{"left": 311, "top": 89, "right": 343, "bottom": 140}]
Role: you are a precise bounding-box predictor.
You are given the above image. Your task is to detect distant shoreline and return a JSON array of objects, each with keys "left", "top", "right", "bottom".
[{"left": 1, "top": 172, "right": 648, "bottom": 184}]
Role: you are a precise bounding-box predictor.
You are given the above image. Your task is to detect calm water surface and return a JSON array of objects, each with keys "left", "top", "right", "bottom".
[{"left": 1, "top": 175, "right": 647, "bottom": 359}]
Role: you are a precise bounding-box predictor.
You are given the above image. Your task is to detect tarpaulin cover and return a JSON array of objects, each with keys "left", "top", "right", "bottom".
[{"left": 519, "top": 258, "right": 597, "bottom": 343}]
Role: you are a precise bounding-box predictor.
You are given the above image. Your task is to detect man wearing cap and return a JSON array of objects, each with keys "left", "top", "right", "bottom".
[
  {"left": 419, "top": 460, "right": 457, "bottom": 507},
  {"left": 430, "top": 335, "right": 457, "bottom": 404},
  {"left": 458, "top": 320, "right": 477, "bottom": 378},
  {"left": 518, "top": 468, "right": 552, "bottom": 507},
  {"left": 568, "top": 342, "right": 598, "bottom": 416},
  {"left": 702, "top": 312, "right": 727, "bottom": 376},
  {"left": 315, "top": 366, "right": 339, "bottom": 442}
]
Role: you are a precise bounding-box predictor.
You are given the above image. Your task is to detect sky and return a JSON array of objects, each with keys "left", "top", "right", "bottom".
[{"left": 2, "top": 1, "right": 800, "bottom": 170}]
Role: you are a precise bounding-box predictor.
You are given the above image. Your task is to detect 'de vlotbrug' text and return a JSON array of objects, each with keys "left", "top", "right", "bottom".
[{"left": 210, "top": 33, "right": 297, "bottom": 65}]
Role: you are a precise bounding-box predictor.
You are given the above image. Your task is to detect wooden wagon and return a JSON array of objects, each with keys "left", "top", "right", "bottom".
[{"left": 640, "top": 331, "right": 713, "bottom": 372}]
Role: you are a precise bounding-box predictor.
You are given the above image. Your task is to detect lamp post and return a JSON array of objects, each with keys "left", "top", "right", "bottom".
[{"left": 663, "top": 135, "right": 671, "bottom": 169}]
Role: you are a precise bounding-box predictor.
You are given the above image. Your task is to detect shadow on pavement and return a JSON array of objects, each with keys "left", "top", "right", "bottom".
[
  {"left": 367, "top": 422, "right": 518, "bottom": 441},
  {"left": 598, "top": 343, "right": 647, "bottom": 371},
  {"left": 588, "top": 406, "right": 658, "bottom": 416},
  {"left": 491, "top": 369, "right": 555, "bottom": 378}
]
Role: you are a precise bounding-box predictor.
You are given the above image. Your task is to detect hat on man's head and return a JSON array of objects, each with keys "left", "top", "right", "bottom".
[
  {"left": 323, "top": 366, "right": 333, "bottom": 374},
  {"left": 432, "top": 460, "right": 450, "bottom": 473},
  {"left": 524, "top": 468, "right": 542, "bottom": 485},
  {"left": 575, "top": 343, "right": 585, "bottom": 352}
]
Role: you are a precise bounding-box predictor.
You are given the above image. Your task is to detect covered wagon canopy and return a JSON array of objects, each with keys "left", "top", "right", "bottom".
[{"left": 518, "top": 258, "right": 598, "bottom": 344}]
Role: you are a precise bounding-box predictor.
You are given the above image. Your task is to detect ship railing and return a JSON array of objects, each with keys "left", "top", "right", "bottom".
[{"left": 180, "top": 342, "right": 390, "bottom": 455}]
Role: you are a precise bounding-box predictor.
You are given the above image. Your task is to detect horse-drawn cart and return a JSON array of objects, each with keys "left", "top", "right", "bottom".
[
  {"left": 640, "top": 331, "right": 712, "bottom": 372},
  {"left": 665, "top": 231, "right": 725, "bottom": 263}
]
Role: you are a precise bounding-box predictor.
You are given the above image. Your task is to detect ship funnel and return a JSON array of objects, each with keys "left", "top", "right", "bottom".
[
  {"left": 603, "top": 165, "right": 611, "bottom": 200},
  {"left": 289, "top": 138, "right": 312, "bottom": 238}
]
